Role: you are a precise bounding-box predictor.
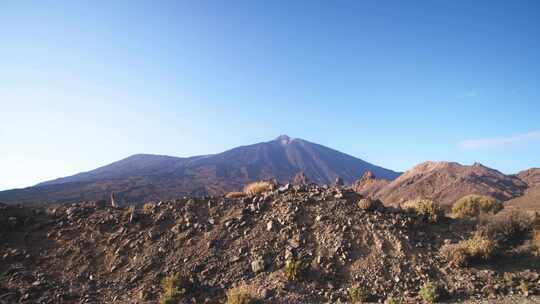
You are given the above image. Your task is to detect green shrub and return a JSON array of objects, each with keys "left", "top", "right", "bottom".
[
  {"left": 452, "top": 195, "right": 503, "bottom": 218},
  {"left": 440, "top": 232, "right": 495, "bottom": 266},
  {"left": 348, "top": 285, "right": 369, "bottom": 303},
  {"left": 284, "top": 259, "right": 308, "bottom": 281},
  {"left": 402, "top": 199, "right": 444, "bottom": 223},
  {"left": 226, "top": 286, "right": 260, "bottom": 304},
  {"left": 159, "top": 274, "right": 191, "bottom": 304},
  {"left": 419, "top": 281, "right": 441, "bottom": 303}
]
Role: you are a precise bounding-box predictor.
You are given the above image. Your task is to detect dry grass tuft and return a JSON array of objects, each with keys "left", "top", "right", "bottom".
[
  {"left": 452, "top": 195, "right": 503, "bottom": 218},
  {"left": 225, "top": 191, "right": 245, "bottom": 199},
  {"left": 243, "top": 181, "right": 273, "bottom": 196},
  {"left": 226, "top": 285, "right": 260, "bottom": 304},
  {"left": 402, "top": 199, "right": 444, "bottom": 223}
]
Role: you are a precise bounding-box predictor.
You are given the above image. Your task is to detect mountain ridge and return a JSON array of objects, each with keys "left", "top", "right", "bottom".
[{"left": 353, "top": 160, "right": 529, "bottom": 206}]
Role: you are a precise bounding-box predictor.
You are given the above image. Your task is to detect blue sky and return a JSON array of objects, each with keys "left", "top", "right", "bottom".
[{"left": 1, "top": 0, "right": 539, "bottom": 190}]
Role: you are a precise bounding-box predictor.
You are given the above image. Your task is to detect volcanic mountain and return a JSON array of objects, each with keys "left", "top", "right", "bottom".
[
  {"left": 0, "top": 135, "right": 399, "bottom": 204},
  {"left": 353, "top": 161, "right": 529, "bottom": 207}
]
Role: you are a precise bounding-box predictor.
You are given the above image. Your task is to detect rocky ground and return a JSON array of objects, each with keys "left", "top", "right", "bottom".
[{"left": 0, "top": 184, "right": 539, "bottom": 303}]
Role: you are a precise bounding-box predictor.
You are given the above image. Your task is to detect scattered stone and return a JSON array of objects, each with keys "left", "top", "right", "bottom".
[{"left": 251, "top": 258, "right": 265, "bottom": 273}]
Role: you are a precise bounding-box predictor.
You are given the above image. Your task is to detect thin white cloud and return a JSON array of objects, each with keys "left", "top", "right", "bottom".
[
  {"left": 460, "top": 131, "right": 540, "bottom": 150},
  {"left": 456, "top": 89, "right": 482, "bottom": 99}
]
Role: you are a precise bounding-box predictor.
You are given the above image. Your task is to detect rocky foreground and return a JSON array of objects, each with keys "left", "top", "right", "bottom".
[{"left": 0, "top": 184, "right": 539, "bottom": 303}]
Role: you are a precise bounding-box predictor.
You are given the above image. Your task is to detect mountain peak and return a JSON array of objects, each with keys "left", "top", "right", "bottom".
[
  {"left": 0, "top": 135, "right": 400, "bottom": 204},
  {"left": 275, "top": 134, "right": 293, "bottom": 144}
]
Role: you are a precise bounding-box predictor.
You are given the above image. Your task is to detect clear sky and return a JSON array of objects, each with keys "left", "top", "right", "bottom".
[{"left": 1, "top": 0, "right": 539, "bottom": 190}]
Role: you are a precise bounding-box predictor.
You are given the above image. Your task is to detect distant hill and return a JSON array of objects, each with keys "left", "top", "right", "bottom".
[
  {"left": 0, "top": 135, "right": 400, "bottom": 204},
  {"left": 353, "top": 161, "right": 529, "bottom": 207}
]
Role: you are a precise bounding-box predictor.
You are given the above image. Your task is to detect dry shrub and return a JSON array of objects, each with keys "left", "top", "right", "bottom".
[
  {"left": 402, "top": 199, "right": 444, "bottom": 223},
  {"left": 243, "top": 181, "right": 273, "bottom": 196},
  {"left": 226, "top": 285, "right": 260, "bottom": 304},
  {"left": 357, "top": 198, "right": 383, "bottom": 212},
  {"left": 478, "top": 211, "right": 534, "bottom": 247},
  {"left": 452, "top": 195, "right": 503, "bottom": 218},
  {"left": 440, "top": 232, "right": 495, "bottom": 266},
  {"left": 519, "top": 280, "right": 531, "bottom": 295},
  {"left": 534, "top": 229, "right": 540, "bottom": 256},
  {"left": 284, "top": 259, "right": 308, "bottom": 281},
  {"left": 142, "top": 202, "right": 155, "bottom": 213},
  {"left": 348, "top": 285, "right": 369, "bottom": 303},
  {"left": 225, "top": 191, "right": 245, "bottom": 199},
  {"left": 159, "top": 274, "right": 191, "bottom": 304},
  {"left": 385, "top": 297, "right": 402, "bottom": 304}
]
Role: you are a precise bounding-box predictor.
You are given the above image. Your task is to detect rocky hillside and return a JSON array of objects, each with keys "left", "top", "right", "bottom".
[
  {"left": 353, "top": 162, "right": 528, "bottom": 207},
  {"left": 0, "top": 135, "right": 399, "bottom": 205},
  {"left": 1, "top": 184, "right": 539, "bottom": 303},
  {"left": 352, "top": 171, "right": 391, "bottom": 197},
  {"left": 517, "top": 168, "right": 540, "bottom": 188}
]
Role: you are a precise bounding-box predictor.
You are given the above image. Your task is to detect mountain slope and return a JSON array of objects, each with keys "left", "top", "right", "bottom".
[
  {"left": 505, "top": 186, "right": 540, "bottom": 212},
  {"left": 356, "top": 161, "right": 528, "bottom": 207},
  {"left": 0, "top": 135, "right": 399, "bottom": 204}
]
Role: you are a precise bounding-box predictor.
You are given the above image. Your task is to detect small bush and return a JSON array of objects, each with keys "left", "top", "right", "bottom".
[
  {"left": 348, "top": 285, "right": 369, "bottom": 303},
  {"left": 452, "top": 195, "right": 503, "bottom": 218},
  {"left": 159, "top": 274, "right": 191, "bottom": 304},
  {"left": 284, "top": 259, "right": 308, "bottom": 281},
  {"left": 226, "top": 191, "right": 245, "bottom": 199},
  {"left": 419, "top": 281, "right": 441, "bottom": 303},
  {"left": 402, "top": 199, "right": 444, "bottom": 223},
  {"left": 226, "top": 286, "right": 260, "bottom": 304},
  {"left": 440, "top": 232, "right": 495, "bottom": 266},
  {"left": 243, "top": 181, "right": 273, "bottom": 196}
]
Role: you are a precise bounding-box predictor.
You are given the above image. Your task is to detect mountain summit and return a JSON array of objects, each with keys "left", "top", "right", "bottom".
[{"left": 0, "top": 136, "right": 399, "bottom": 204}]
